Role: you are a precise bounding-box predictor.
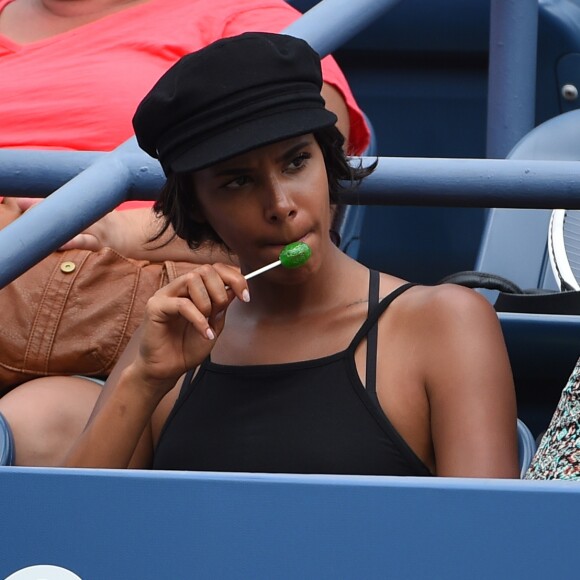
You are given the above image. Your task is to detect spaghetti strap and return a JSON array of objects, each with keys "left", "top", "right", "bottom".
[
  {"left": 365, "top": 270, "right": 380, "bottom": 404},
  {"left": 349, "top": 274, "right": 416, "bottom": 400}
]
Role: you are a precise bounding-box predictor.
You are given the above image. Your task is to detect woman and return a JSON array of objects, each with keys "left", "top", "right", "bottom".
[
  {"left": 64, "top": 32, "right": 518, "bottom": 476},
  {"left": 0, "top": 0, "right": 366, "bottom": 180}
]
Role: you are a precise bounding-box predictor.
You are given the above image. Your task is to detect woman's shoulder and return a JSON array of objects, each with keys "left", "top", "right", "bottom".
[{"left": 377, "top": 273, "right": 500, "bottom": 334}]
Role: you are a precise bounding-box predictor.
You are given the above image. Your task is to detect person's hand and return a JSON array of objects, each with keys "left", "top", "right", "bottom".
[
  {"left": 0, "top": 197, "right": 24, "bottom": 229},
  {"left": 59, "top": 209, "right": 131, "bottom": 252},
  {"left": 1, "top": 198, "right": 130, "bottom": 253},
  {"left": 10, "top": 197, "right": 39, "bottom": 212},
  {"left": 129, "top": 263, "right": 249, "bottom": 396}
]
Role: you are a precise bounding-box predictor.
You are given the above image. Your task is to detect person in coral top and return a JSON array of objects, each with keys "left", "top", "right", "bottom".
[
  {"left": 0, "top": 0, "right": 368, "bottom": 160},
  {"left": 0, "top": 0, "right": 370, "bottom": 466}
]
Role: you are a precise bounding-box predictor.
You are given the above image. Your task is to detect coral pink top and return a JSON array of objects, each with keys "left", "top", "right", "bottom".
[{"left": 0, "top": 0, "right": 369, "bottom": 209}]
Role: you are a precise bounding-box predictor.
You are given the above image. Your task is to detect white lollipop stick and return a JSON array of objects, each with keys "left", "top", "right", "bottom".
[
  {"left": 244, "top": 260, "right": 282, "bottom": 281},
  {"left": 240, "top": 241, "right": 311, "bottom": 283}
]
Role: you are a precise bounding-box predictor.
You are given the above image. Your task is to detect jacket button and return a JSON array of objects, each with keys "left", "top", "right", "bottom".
[{"left": 60, "top": 261, "right": 76, "bottom": 273}]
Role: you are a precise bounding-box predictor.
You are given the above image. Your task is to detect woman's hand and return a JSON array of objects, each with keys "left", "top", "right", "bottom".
[{"left": 129, "top": 263, "right": 249, "bottom": 394}]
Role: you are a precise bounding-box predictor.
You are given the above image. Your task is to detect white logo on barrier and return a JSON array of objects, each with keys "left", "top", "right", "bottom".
[{"left": 4, "top": 565, "right": 82, "bottom": 580}]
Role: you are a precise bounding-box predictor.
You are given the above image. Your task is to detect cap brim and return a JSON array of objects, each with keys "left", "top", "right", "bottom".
[{"left": 170, "top": 108, "right": 337, "bottom": 174}]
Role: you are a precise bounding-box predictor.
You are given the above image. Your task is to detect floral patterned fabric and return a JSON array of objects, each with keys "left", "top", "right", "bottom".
[{"left": 525, "top": 356, "right": 580, "bottom": 480}]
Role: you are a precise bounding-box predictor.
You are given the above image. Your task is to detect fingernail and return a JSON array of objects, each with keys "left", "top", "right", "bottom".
[
  {"left": 242, "top": 289, "right": 250, "bottom": 303},
  {"left": 206, "top": 328, "right": 215, "bottom": 340}
]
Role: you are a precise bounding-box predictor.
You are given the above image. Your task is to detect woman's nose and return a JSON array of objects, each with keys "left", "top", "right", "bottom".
[{"left": 263, "top": 176, "right": 297, "bottom": 223}]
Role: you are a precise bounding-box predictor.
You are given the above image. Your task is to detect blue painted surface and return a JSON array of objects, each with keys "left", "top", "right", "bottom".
[
  {"left": 499, "top": 313, "right": 580, "bottom": 435},
  {"left": 289, "top": 0, "right": 491, "bottom": 54},
  {"left": 283, "top": 0, "right": 402, "bottom": 57},
  {"left": 536, "top": 0, "right": 580, "bottom": 122},
  {"left": 486, "top": 0, "right": 539, "bottom": 158},
  {"left": 0, "top": 412, "right": 14, "bottom": 466},
  {"left": 476, "top": 109, "right": 580, "bottom": 291},
  {"left": 1, "top": 467, "right": 580, "bottom": 579}
]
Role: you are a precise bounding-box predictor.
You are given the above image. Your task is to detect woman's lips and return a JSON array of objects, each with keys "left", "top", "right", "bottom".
[{"left": 265, "top": 232, "right": 310, "bottom": 248}]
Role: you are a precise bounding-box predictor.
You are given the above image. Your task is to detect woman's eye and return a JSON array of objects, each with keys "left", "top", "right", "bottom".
[
  {"left": 286, "top": 152, "right": 311, "bottom": 171},
  {"left": 223, "top": 175, "right": 251, "bottom": 189}
]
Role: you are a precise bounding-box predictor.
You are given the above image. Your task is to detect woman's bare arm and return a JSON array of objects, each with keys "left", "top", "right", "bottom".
[
  {"left": 63, "top": 263, "right": 249, "bottom": 469},
  {"left": 63, "top": 327, "right": 173, "bottom": 469},
  {"left": 421, "top": 285, "right": 519, "bottom": 478}
]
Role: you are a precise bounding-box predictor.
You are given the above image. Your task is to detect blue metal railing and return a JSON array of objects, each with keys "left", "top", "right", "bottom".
[
  {"left": 0, "top": 149, "right": 161, "bottom": 200},
  {"left": 283, "top": 0, "right": 403, "bottom": 56},
  {"left": 4, "top": 154, "right": 580, "bottom": 209},
  {"left": 486, "top": 0, "right": 539, "bottom": 158},
  {"left": 3, "top": 153, "right": 580, "bottom": 287}
]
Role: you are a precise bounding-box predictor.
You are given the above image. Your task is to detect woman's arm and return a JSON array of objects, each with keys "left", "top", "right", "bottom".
[
  {"left": 422, "top": 284, "right": 519, "bottom": 478},
  {"left": 63, "top": 362, "right": 168, "bottom": 469},
  {"left": 63, "top": 263, "right": 249, "bottom": 469},
  {"left": 63, "top": 323, "right": 177, "bottom": 469}
]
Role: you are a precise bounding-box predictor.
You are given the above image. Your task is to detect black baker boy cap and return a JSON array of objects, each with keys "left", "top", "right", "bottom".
[{"left": 132, "top": 32, "right": 337, "bottom": 175}]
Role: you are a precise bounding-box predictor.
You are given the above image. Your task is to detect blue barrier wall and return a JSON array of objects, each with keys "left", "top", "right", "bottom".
[{"left": 1, "top": 467, "right": 580, "bottom": 579}]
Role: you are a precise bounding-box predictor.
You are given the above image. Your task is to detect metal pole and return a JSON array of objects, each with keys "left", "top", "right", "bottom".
[
  {"left": 0, "top": 142, "right": 137, "bottom": 288},
  {"left": 0, "top": 149, "right": 165, "bottom": 199},
  {"left": 283, "top": 0, "right": 402, "bottom": 56},
  {"left": 486, "top": 0, "right": 539, "bottom": 158},
  {"left": 4, "top": 154, "right": 580, "bottom": 287},
  {"left": 4, "top": 153, "right": 580, "bottom": 208},
  {"left": 345, "top": 157, "right": 580, "bottom": 208}
]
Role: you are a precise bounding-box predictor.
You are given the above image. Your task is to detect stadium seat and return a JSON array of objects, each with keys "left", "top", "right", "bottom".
[
  {"left": 476, "top": 109, "right": 580, "bottom": 291},
  {"left": 0, "top": 411, "right": 15, "bottom": 466}
]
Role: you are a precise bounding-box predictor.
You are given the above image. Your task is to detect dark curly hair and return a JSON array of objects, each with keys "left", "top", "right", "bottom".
[{"left": 149, "top": 125, "right": 377, "bottom": 250}]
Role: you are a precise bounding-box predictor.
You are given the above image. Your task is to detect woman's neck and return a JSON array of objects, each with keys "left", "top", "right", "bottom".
[
  {"left": 0, "top": 0, "right": 150, "bottom": 43},
  {"left": 214, "top": 249, "right": 372, "bottom": 365},
  {"left": 241, "top": 246, "right": 368, "bottom": 321}
]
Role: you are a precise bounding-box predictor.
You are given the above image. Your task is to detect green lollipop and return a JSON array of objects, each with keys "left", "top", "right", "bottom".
[
  {"left": 244, "top": 241, "right": 312, "bottom": 280},
  {"left": 279, "top": 241, "right": 312, "bottom": 269}
]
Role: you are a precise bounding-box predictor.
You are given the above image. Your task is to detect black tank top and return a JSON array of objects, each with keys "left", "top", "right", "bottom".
[{"left": 153, "top": 271, "right": 431, "bottom": 476}]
